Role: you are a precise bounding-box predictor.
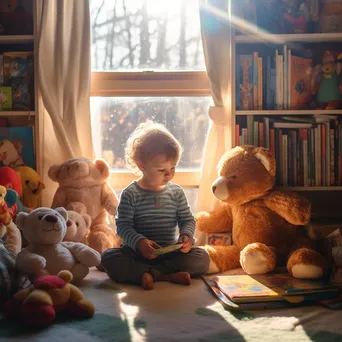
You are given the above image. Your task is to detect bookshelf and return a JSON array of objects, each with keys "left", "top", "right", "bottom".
[
  {"left": 230, "top": 2, "right": 342, "bottom": 219},
  {"left": 0, "top": 0, "right": 39, "bottom": 172}
]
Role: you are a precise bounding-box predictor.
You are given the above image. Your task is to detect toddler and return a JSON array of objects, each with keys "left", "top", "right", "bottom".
[{"left": 101, "top": 121, "right": 209, "bottom": 290}]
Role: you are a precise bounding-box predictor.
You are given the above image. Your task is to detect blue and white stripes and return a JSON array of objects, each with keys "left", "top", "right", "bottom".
[{"left": 116, "top": 181, "right": 195, "bottom": 251}]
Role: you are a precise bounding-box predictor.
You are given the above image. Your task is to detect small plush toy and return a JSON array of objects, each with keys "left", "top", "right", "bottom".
[
  {"left": 315, "top": 50, "right": 342, "bottom": 109},
  {"left": 15, "top": 166, "right": 45, "bottom": 210},
  {"left": 0, "top": 186, "right": 12, "bottom": 227},
  {"left": 64, "top": 206, "right": 91, "bottom": 244},
  {"left": 0, "top": 166, "right": 27, "bottom": 217},
  {"left": 16, "top": 207, "right": 101, "bottom": 283},
  {"left": 0, "top": 140, "right": 25, "bottom": 168},
  {"left": 4, "top": 270, "right": 95, "bottom": 327},
  {"left": 48, "top": 158, "right": 120, "bottom": 254},
  {"left": 196, "top": 145, "right": 328, "bottom": 279}
]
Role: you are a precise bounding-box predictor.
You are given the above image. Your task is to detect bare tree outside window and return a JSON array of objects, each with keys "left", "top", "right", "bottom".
[
  {"left": 90, "top": 0, "right": 206, "bottom": 71},
  {"left": 90, "top": 0, "right": 210, "bottom": 197}
]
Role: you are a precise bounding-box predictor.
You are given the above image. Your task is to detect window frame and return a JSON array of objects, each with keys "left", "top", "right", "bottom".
[{"left": 91, "top": 70, "right": 211, "bottom": 189}]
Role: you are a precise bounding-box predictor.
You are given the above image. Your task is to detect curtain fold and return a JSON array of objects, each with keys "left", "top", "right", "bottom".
[
  {"left": 195, "top": 0, "right": 233, "bottom": 245},
  {"left": 34, "top": 0, "right": 94, "bottom": 207}
]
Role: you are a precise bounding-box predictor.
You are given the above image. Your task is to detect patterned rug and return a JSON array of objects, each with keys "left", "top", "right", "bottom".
[{"left": 1, "top": 269, "right": 342, "bottom": 342}]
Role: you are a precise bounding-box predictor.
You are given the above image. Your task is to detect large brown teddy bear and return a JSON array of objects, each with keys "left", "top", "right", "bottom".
[
  {"left": 48, "top": 158, "right": 120, "bottom": 255},
  {"left": 196, "top": 145, "right": 328, "bottom": 279}
]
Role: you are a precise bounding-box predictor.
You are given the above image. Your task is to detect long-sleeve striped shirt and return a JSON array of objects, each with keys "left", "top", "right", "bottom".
[{"left": 116, "top": 181, "right": 196, "bottom": 251}]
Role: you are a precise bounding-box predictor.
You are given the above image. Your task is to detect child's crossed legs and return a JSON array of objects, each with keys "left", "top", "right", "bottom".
[{"left": 101, "top": 245, "right": 210, "bottom": 290}]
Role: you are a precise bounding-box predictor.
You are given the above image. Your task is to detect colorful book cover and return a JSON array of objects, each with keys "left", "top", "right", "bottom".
[
  {"left": 0, "top": 86, "right": 12, "bottom": 110},
  {"left": 289, "top": 55, "right": 313, "bottom": 110},
  {"left": 214, "top": 273, "right": 338, "bottom": 304},
  {"left": 238, "top": 55, "right": 253, "bottom": 110},
  {"left": 0, "top": 54, "right": 3, "bottom": 86},
  {"left": 3, "top": 51, "right": 34, "bottom": 110},
  {"left": 0, "top": 126, "right": 35, "bottom": 169},
  {"left": 208, "top": 233, "right": 232, "bottom": 246}
]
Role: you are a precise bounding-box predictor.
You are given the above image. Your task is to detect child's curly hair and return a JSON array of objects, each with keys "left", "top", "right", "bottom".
[{"left": 125, "top": 121, "right": 182, "bottom": 175}]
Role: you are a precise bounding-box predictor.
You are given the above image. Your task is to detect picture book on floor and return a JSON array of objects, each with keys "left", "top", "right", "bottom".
[{"left": 203, "top": 273, "right": 339, "bottom": 310}]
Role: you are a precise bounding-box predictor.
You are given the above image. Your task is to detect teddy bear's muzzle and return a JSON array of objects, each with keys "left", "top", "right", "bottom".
[{"left": 211, "top": 176, "right": 229, "bottom": 201}]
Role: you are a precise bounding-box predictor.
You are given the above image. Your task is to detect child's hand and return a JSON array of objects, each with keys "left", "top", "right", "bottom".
[
  {"left": 137, "top": 239, "right": 161, "bottom": 259},
  {"left": 178, "top": 235, "right": 192, "bottom": 253}
]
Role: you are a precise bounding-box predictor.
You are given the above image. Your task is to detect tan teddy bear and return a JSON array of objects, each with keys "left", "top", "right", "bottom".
[
  {"left": 48, "top": 158, "right": 120, "bottom": 254},
  {"left": 196, "top": 145, "right": 328, "bottom": 279},
  {"left": 64, "top": 209, "right": 91, "bottom": 244}
]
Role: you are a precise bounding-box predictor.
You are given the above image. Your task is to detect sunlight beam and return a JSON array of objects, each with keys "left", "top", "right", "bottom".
[{"left": 199, "top": 2, "right": 282, "bottom": 44}]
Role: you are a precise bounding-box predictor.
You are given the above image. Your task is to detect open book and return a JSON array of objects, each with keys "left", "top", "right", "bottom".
[{"left": 203, "top": 273, "right": 339, "bottom": 308}]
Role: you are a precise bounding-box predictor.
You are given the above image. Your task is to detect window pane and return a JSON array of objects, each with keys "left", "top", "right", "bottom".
[
  {"left": 91, "top": 97, "right": 210, "bottom": 170},
  {"left": 90, "top": 0, "right": 205, "bottom": 71}
]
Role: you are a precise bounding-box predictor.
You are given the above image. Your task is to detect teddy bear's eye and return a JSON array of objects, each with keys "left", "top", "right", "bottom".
[
  {"left": 25, "top": 180, "right": 30, "bottom": 185},
  {"left": 76, "top": 223, "right": 79, "bottom": 227},
  {"left": 38, "top": 215, "right": 43, "bottom": 220},
  {"left": 231, "top": 175, "right": 237, "bottom": 179}
]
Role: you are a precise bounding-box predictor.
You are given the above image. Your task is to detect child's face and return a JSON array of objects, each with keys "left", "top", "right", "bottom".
[{"left": 139, "top": 155, "right": 177, "bottom": 189}]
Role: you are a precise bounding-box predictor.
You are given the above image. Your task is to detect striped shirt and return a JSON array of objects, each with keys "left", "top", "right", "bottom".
[{"left": 116, "top": 181, "right": 196, "bottom": 251}]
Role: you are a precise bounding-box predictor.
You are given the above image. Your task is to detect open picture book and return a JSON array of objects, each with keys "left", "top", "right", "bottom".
[{"left": 203, "top": 273, "right": 340, "bottom": 310}]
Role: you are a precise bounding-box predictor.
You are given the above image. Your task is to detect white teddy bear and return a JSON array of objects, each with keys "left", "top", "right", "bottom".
[{"left": 16, "top": 207, "right": 101, "bottom": 283}]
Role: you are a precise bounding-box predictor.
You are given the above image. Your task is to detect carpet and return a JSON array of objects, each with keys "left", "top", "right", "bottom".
[{"left": 1, "top": 269, "right": 342, "bottom": 342}]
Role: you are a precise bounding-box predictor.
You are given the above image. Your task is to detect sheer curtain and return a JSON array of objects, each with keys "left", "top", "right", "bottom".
[
  {"left": 34, "top": 0, "right": 94, "bottom": 206},
  {"left": 195, "top": 0, "right": 233, "bottom": 245}
]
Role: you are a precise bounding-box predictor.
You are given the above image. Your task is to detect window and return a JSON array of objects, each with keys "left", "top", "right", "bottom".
[{"left": 90, "top": 0, "right": 211, "bottom": 207}]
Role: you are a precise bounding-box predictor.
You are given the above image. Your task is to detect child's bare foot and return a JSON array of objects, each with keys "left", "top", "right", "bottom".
[
  {"left": 141, "top": 272, "right": 154, "bottom": 290},
  {"left": 157, "top": 272, "right": 191, "bottom": 285}
]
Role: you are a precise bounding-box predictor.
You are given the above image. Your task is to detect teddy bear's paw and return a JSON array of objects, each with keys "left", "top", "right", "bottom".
[
  {"left": 290, "top": 264, "right": 323, "bottom": 279},
  {"left": 240, "top": 243, "right": 276, "bottom": 275},
  {"left": 70, "top": 263, "right": 90, "bottom": 283},
  {"left": 287, "top": 248, "right": 328, "bottom": 279}
]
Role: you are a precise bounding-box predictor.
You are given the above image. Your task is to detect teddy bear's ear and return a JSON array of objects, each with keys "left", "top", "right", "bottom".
[
  {"left": 94, "top": 159, "right": 110, "bottom": 178},
  {"left": 253, "top": 147, "right": 276, "bottom": 177},
  {"left": 16, "top": 212, "right": 28, "bottom": 231},
  {"left": 48, "top": 164, "right": 61, "bottom": 181},
  {"left": 55, "top": 207, "right": 68, "bottom": 221},
  {"left": 82, "top": 213, "right": 92, "bottom": 230}
]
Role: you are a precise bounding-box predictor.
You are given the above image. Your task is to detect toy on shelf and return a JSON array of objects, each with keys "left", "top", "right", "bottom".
[
  {"left": 315, "top": 50, "right": 342, "bottom": 110},
  {"left": 4, "top": 270, "right": 95, "bottom": 327},
  {"left": 15, "top": 207, "right": 101, "bottom": 283}
]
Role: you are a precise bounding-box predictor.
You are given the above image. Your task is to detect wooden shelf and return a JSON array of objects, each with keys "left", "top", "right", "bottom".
[
  {"left": 0, "top": 111, "right": 35, "bottom": 117},
  {"left": 235, "top": 32, "right": 342, "bottom": 44},
  {"left": 236, "top": 110, "right": 342, "bottom": 116},
  {"left": 278, "top": 186, "right": 342, "bottom": 191},
  {"left": 0, "top": 35, "right": 34, "bottom": 44}
]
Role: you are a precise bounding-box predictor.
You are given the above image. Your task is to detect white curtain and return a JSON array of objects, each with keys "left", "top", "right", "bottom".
[
  {"left": 34, "top": 0, "right": 94, "bottom": 207},
  {"left": 195, "top": 0, "right": 233, "bottom": 245}
]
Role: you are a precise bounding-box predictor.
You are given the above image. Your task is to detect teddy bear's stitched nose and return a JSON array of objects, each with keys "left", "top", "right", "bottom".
[
  {"left": 212, "top": 185, "right": 217, "bottom": 194},
  {"left": 45, "top": 215, "right": 58, "bottom": 223}
]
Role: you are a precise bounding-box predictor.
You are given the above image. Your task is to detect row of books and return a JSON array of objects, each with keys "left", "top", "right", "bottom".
[
  {"left": 203, "top": 272, "right": 341, "bottom": 311},
  {"left": 0, "top": 51, "right": 34, "bottom": 111},
  {"left": 236, "top": 115, "right": 342, "bottom": 187},
  {"left": 236, "top": 48, "right": 339, "bottom": 111}
]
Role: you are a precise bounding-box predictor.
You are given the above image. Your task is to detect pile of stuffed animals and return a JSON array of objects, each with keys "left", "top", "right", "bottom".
[
  {"left": 0, "top": 147, "right": 331, "bottom": 327},
  {"left": 0, "top": 157, "right": 121, "bottom": 326}
]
